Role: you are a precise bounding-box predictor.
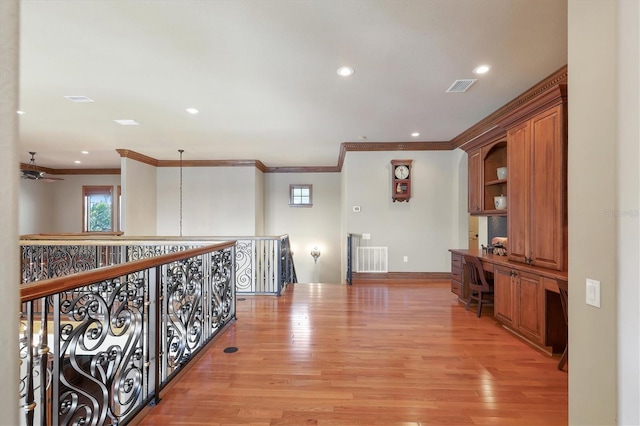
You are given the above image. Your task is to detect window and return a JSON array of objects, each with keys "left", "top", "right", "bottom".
[
  {"left": 83, "top": 186, "right": 114, "bottom": 232},
  {"left": 289, "top": 184, "right": 313, "bottom": 207}
]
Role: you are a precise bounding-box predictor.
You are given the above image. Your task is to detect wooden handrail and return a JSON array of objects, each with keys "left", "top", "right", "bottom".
[
  {"left": 20, "top": 232, "right": 124, "bottom": 239},
  {"left": 20, "top": 241, "right": 235, "bottom": 303},
  {"left": 20, "top": 234, "right": 288, "bottom": 243}
]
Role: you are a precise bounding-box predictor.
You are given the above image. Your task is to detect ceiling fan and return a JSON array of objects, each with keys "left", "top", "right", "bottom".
[{"left": 21, "top": 152, "right": 64, "bottom": 182}]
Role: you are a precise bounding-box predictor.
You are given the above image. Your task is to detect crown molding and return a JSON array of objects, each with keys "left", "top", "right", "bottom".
[
  {"left": 50, "top": 168, "right": 121, "bottom": 175},
  {"left": 19, "top": 163, "right": 56, "bottom": 174},
  {"left": 157, "top": 159, "right": 268, "bottom": 172},
  {"left": 451, "top": 65, "right": 567, "bottom": 151},
  {"left": 337, "top": 141, "right": 451, "bottom": 170},
  {"left": 264, "top": 166, "right": 341, "bottom": 173},
  {"left": 116, "top": 149, "right": 159, "bottom": 167}
]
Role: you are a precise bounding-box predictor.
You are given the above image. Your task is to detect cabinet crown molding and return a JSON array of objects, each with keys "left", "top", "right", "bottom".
[{"left": 494, "top": 83, "right": 567, "bottom": 130}]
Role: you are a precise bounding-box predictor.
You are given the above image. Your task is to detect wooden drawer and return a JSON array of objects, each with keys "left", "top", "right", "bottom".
[
  {"left": 451, "top": 253, "right": 462, "bottom": 270},
  {"left": 452, "top": 266, "right": 463, "bottom": 283},
  {"left": 451, "top": 253, "right": 467, "bottom": 299},
  {"left": 451, "top": 280, "right": 463, "bottom": 297}
]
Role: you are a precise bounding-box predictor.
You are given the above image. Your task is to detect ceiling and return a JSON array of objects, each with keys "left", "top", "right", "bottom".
[{"left": 18, "top": 0, "right": 567, "bottom": 170}]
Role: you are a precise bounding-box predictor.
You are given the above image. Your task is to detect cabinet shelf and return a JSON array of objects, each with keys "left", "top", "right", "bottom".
[
  {"left": 480, "top": 209, "right": 507, "bottom": 216},
  {"left": 485, "top": 178, "right": 507, "bottom": 186},
  {"left": 467, "top": 138, "right": 508, "bottom": 214}
]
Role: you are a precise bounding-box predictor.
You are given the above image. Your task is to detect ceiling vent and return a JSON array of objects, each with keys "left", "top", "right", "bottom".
[
  {"left": 446, "top": 79, "right": 477, "bottom": 93},
  {"left": 64, "top": 95, "right": 94, "bottom": 103}
]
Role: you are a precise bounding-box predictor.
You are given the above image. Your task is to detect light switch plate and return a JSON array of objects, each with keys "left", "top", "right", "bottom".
[
  {"left": 362, "top": 233, "right": 371, "bottom": 240},
  {"left": 586, "top": 278, "right": 601, "bottom": 308}
]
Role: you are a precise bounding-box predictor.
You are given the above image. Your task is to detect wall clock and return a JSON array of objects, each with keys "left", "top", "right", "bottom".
[{"left": 391, "top": 159, "right": 412, "bottom": 202}]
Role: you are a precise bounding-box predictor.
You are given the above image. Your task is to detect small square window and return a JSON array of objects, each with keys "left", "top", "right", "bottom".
[{"left": 289, "top": 184, "right": 313, "bottom": 207}]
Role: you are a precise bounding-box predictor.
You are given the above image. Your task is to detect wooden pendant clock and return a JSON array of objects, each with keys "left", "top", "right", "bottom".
[{"left": 391, "top": 159, "right": 412, "bottom": 202}]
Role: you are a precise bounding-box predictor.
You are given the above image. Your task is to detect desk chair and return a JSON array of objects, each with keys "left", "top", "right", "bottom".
[{"left": 463, "top": 255, "right": 494, "bottom": 317}]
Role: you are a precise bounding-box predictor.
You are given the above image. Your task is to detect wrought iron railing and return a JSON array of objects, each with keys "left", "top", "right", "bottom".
[
  {"left": 19, "top": 241, "right": 236, "bottom": 426},
  {"left": 20, "top": 235, "right": 297, "bottom": 296}
]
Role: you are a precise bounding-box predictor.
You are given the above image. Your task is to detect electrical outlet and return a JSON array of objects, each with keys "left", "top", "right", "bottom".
[
  {"left": 362, "top": 233, "right": 371, "bottom": 240},
  {"left": 403, "top": 256, "right": 408, "bottom": 262}
]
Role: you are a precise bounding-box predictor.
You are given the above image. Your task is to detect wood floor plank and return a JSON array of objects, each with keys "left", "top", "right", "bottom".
[{"left": 139, "top": 281, "right": 567, "bottom": 425}]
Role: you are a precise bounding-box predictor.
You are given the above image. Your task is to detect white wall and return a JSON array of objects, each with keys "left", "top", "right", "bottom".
[
  {"left": 122, "top": 158, "right": 156, "bottom": 236},
  {"left": 0, "top": 1, "right": 20, "bottom": 422},
  {"left": 156, "top": 166, "right": 260, "bottom": 236},
  {"left": 568, "top": 1, "right": 640, "bottom": 424},
  {"left": 53, "top": 175, "right": 121, "bottom": 233},
  {"left": 343, "top": 150, "right": 462, "bottom": 273},
  {"left": 19, "top": 174, "right": 121, "bottom": 234},
  {"left": 264, "top": 172, "right": 342, "bottom": 283},
  {"left": 19, "top": 179, "right": 54, "bottom": 234},
  {"left": 616, "top": 2, "right": 640, "bottom": 423}
]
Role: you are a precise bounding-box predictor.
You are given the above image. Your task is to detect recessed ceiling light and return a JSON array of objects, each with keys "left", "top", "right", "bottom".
[
  {"left": 473, "top": 65, "right": 491, "bottom": 75},
  {"left": 64, "top": 95, "right": 94, "bottom": 103},
  {"left": 16, "top": 110, "right": 25, "bottom": 115},
  {"left": 337, "top": 66, "right": 355, "bottom": 77},
  {"left": 411, "top": 132, "right": 420, "bottom": 137},
  {"left": 81, "top": 151, "right": 89, "bottom": 154},
  {"left": 185, "top": 108, "right": 199, "bottom": 114},
  {"left": 74, "top": 160, "right": 81, "bottom": 164},
  {"left": 114, "top": 119, "right": 139, "bottom": 126}
]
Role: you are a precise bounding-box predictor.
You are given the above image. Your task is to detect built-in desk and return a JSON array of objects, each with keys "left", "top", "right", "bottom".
[{"left": 449, "top": 248, "right": 567, "bottom": 356}]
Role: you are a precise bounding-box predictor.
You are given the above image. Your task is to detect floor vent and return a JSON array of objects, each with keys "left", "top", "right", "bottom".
[
  {"left": 356, "top": 247, "right": 388, "bottom": 273},
  {"left": 446, "top": 79, "right": 477, "bottom": 93}
]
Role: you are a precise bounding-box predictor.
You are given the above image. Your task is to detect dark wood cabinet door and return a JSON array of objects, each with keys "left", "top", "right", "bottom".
[
  {"left": 515, "top": 271, "right": 543, "bottom": 344},
  {"left": 507, "top": 121, "right": 529, "bottom": 264},
  {"left": 467, "top": 149, "right": 482, "bottom": 213},
  {"left": 529, "top": 105, "right": 565, "bottom": 270},
  {"left": 493, "top": 266, "right": 515, "bottom": 327}
]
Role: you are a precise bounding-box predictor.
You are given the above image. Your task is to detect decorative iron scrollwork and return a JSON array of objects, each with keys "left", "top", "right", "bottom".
[
  {"left": 234, "top": 241, "right": 253, "bottom": 292},
  {"left": 55, "top": 273, "right": 147, "bottom": 425},
  {"left": 164, "top": 257, "right": 204, "bottom": 372}
]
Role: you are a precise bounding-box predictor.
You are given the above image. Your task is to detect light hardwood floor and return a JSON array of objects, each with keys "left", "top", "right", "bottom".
[{"left": 139, "top": 281, "right": 567, "bottom": 425}]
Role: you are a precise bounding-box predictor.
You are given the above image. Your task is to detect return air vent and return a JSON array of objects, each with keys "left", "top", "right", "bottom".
[
  {"left": 446, "top": 79, "right": 477, "bottom": 93},
  {"left": 356, "top": 247, "right": 388, "bottom": 273}
]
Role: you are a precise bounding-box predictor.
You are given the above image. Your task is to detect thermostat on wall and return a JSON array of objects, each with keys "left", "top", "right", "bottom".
[{"left": 353, "top": 206, "right": 361, "bottom": 212}]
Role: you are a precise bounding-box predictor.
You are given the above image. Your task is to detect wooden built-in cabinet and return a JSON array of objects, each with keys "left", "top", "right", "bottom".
[
  {"left": 453, "top": 68, "right": 568, "bottom": 357},
  {"left": 464, "top": 78, "right": 567, "bottom": 271},
  {"left": 464, "top": 81, "right": 569, "bottom": 270},
  {"left": 467, "top": 139, "right": 508, "bottom": 215},
  {"left": 494, "top": 265, "right": 544, "bottom": 345},
  {"left": 450, "top": 248, "right": 567, "bottom": 355},
  {"left": 467, "top": 150, "right": 482, "bottom": 213},
  {"left": 505, "top": 98, "right": 567, "bottom": 271}
]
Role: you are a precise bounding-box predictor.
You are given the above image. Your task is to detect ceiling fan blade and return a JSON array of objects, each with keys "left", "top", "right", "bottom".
[{"left": 21, "top": 169, "right": 44, "bottom": 179}]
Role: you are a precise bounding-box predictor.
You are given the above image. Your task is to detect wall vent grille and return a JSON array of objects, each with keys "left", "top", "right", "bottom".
[
  {"left": 446, "top": 79, "right": 477, "bottom": 93},
  {"left": 356, "top": 247, "right": 388, "bottom": 273}
]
